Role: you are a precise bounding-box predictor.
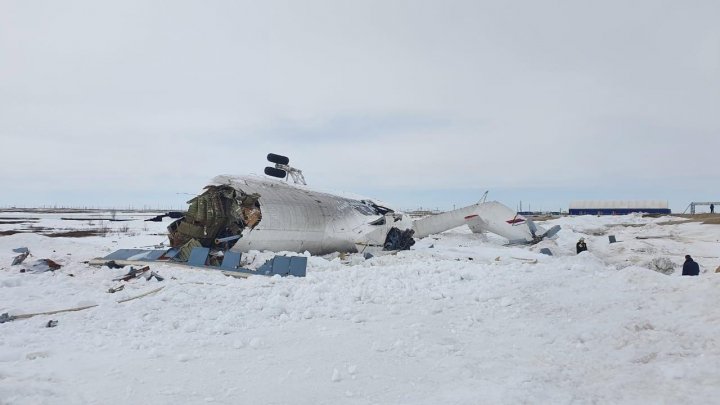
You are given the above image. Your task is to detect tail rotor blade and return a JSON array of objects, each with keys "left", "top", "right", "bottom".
[
  {"left": 526, "top": 218, "right": 538, "bottom": 237},
  {"left": 541, "top": 225, "right": 561, "bottom": 239}
]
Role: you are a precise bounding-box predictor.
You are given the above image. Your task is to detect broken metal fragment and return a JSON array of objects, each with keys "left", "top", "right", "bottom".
[
  {"left": 146, "top": 271, "right": 164, "bottom": 282},
  {"left": 108, "top": 285, "right": 125, "bottom": 293},
  {"left": 103, "top": 260, "right": 125, "bottom": 269},
  {"left": 12, "top": 251, "right": 29, "bottom": 266},
  {"left": 383, "top": 227, "right": 416, "bottom": 251},
  {"left": 112, "top": 266, "right": 150, "bottom": 281},
  {"left": 39, "top": 259, "right": 62, "bottom": 271},
  {"left": 167, "top": 185, "right": 261, "bottom": 250}
]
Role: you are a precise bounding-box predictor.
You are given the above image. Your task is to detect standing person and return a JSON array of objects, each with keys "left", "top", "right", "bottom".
[
  {"left": 682, "top": 255, "right": 700, "bottom": 276},
  {"left": 711, "top": 203, "right": 715, "bottom": 214},
  {"left": 576, "top": 237, "right": 588, "bottom": 254}
]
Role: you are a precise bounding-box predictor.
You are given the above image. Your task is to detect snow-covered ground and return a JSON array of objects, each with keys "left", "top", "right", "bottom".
[{"left": 1, "top": 212, "right": 719, "bottom": 404}]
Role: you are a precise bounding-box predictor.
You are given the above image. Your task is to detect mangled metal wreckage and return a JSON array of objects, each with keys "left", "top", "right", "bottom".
[
  {"left": 96, "top": 154, "right": 560, "bottom": 276},
  {"left": 166, "top": 175, "right": 560, "bottom": 256}
]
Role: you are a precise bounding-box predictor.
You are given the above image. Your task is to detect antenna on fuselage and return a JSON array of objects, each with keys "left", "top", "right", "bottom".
[{"left": 264, "top": 153, "right": 307, "bottom": 185}]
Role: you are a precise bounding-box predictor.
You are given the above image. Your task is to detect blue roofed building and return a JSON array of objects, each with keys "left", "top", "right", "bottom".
[{"left": 569, "top": 200, "right": 671, "bottom": 215}]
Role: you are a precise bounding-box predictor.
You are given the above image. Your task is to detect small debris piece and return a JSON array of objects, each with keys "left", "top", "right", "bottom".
[
  {"left": 103, "top": 260, "right": 125, "bottom": 269},
  {"left": 46, "top": 320, "right": 58, "bottom": 328},
  {"left": 12, "top": 247, "right": 29, "bottom": 253},
  {"left": 6, "top": 304, "right": 98, "bottom": 322},
  {"left": 25, "top": 259, "right": 63, "bottom": 273},
  {"left": 539, "top": 248, "right": 553, "bottom": 256},
  {"left": 12, "top": 251, "right": 30, "bottom": 266},
  {"left": 116, "top": 286, "right": 165, "bottom": 303},
  {"left": 108, "top": 285, "right": 125, "bottom": 293},
  {"left": 112, "top": 266, "right": 150, "bottom": 281},
  {"left": 40, "top": 259, "right": 62, "bottom": 271},
  {"left": 146, "top": 271, "right": 164, "bottom": 282},
  {"left": 0, "top": 313, "right": 14, "bottom": 324},
  {"left": 608, "top": 235, "right": 617, "bottom": 243}
]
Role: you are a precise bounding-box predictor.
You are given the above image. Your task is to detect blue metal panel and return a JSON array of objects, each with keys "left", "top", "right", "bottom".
[
  {"left": 132, "top": 250, "right": 167, "bottom": 261},
  {"left": 104, "top": 249, "right": 151, "bottom": 260},
  {"left": 164, "top": 248, "right": 180, "bottom": 259},
  {"left": 288, "top": 257, "right": 307, "bottom": 277},
  {"left": 256, "top": 259, "right": 274, "bottom": 275},
  {"left": 220, "top": 251, "right": 242, "bottom": 270},
  {"left": 271, "top": 256, "right": 292, "bottom": 276},
  {"left": 539, "top": 248, "right": 553, "bottom": 256},
  {"left": 187, "top": 247, "right": 210, "bottom": 266},
  {"left": 104, "top": 249, "right": 167, "bottom": 261}
]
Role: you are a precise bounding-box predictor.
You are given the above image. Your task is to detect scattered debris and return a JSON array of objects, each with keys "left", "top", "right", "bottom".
[
  {"left": 39, "top": 259, "right": 62, "bottom": 271},
  {"left": 383, "top": 227, "right": 416, "bottom": 251},
  {"left": 23, "top": 259, "right": 63, "bottom": 273},
  {"left": 539, "top": 248, "right": 553, "bottom": 256},
  {"left": 90, "top": 247, "right": 308, "bottom": 278},
  {"left": 146, "top": 271, "right": 164, "bottom": 282},
  {"left": 3, "top": 304, "right": 99, "bottom": 323},
  {"left": 116, "top": 286, "right": 165, "bottom": 303},
  {"left": 46, "top": 320, "right": 58, "bottom": 328},
  {"left": 107, "top": 285, "right": 125, "bottom": 293},
  {"left": 0, "top": 313, "right": 11, "bottom": 324},
  {"left": 12, "top": 250, "right": 30, "bottom": 265},
  {"left": 113, "top": 266, "right": 150, "bottom": 281},
  {"left": 103, "top": 260, "right": 125, "bottom": 269},
  {"left": 145, "top": 211, "right": 185, "bottom": 222},
  {"left": 609, "top": 235, "right": 617, "bottom": 243},
  {"left": 2, "top": 287, "right": 166, "bottom": 324}
]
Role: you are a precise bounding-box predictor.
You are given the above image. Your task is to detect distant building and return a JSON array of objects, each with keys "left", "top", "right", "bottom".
[{"left": 569, "top": 200, "right": 670, "bottom": 215}]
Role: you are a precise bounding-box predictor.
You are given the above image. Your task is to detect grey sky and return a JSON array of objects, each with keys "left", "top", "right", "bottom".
[{"left": 1, "top": 0, "right": 718, "bottom": 212}]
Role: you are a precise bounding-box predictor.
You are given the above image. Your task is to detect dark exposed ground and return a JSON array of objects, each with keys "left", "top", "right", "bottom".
[{"left": 658, "top": 214, "right": 720, "bottom": 225}]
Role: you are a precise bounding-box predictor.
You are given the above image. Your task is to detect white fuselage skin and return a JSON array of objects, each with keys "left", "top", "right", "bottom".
[
  {"left": 213, "top": 175, "right": 411, "bottom": 255},
  {"left": 209, "top": 175, "right": 539, "bottom": 255}
]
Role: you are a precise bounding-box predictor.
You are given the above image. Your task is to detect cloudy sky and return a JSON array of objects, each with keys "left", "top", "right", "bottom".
[{"left": 1, "top": 0, "right": 718, "bottom": 212}]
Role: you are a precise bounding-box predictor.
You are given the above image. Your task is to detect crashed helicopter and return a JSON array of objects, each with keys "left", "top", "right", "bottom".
[{"left": 165, "top": 154, "right": 560, "bottom": 256}]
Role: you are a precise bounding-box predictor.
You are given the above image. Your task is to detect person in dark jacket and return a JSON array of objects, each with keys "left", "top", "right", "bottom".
[
  {"left": 711, "top": 204, "right": 715, "bottom": 214},
  {"left": 576, "top": 237, "right": 588, "bottom": 254},
  {"left": 682, "top": 255, "right": 700, "bottom": 276}
]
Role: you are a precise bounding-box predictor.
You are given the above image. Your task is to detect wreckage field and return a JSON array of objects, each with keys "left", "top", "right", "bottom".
[{"left": 1, "top": 211, "right": 720, "bottom": 404}]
